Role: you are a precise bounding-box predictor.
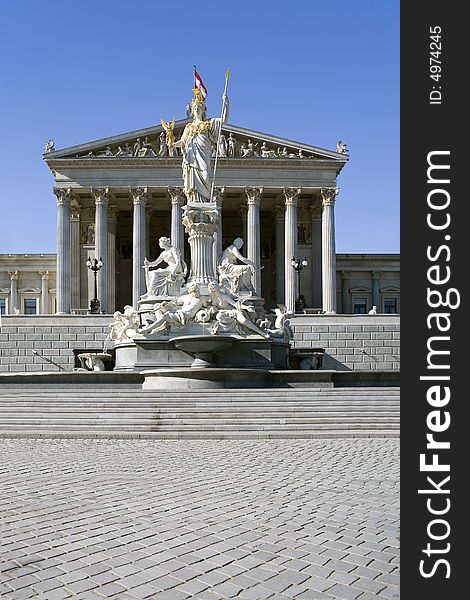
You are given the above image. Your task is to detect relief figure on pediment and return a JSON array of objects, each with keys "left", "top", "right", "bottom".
[
  {"left": 227, "top": 132, "right": 236, "bottom": 157},
  {"left": 260, "top": 142, "right": 277, "bottom": 158},
  {"left": 116, "top": 143, "right": 133, "bottom": 157},
  {"left": 172, "top": 87, "right": 229, "bottom": 203}
]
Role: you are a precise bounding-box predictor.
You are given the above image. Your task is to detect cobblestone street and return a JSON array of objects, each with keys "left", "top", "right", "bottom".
[{"left": 0, "top": 439, "right": 399, "bottom": 599}]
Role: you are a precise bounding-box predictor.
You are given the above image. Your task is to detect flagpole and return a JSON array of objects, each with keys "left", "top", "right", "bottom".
[{"left": 210, "top": 67, "right": 230, "bottom": 203}]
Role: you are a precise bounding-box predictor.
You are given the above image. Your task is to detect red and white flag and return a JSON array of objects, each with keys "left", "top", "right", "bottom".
[{"left": 194, "top": 66, "right": 207, "bottom": 99}]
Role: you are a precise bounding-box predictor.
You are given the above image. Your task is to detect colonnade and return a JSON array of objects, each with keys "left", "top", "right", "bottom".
[{"left": 54, "top": 186, "right": 340, "bottom": 314}]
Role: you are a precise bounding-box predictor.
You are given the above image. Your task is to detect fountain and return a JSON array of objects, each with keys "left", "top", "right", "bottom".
[{"left": 109, "top": 75, "right": 292, "bottom": 388}]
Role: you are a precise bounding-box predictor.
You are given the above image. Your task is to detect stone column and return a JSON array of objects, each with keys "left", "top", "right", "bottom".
[
  {"left": 70, "top": 204, "right": 81, "bottom": 310},
  {"left": 311, "top": 205, "right": 322, "bottom": 309},
  {"left": 8, "top": 271, "right": 18, "bottom": 314},
  {"left": 130, "top": 187, "right": 148, "bottom": 308},
  {"left": 372, "top": 271, "right": 381, "bottom": 310},
  {"left": 145, "top": 205, "right": 153, "bottom": 259},
  {"left": 168, "top": 186, "right": 185, "bottom": 259},
  {"left": 245, "top": 187, "right": 263, "bottom": 296},
  {"left": 108, "top": 206, "right": 118, "bottom": 314},
  {"left": 321, "top": 187, "right": 339, "bottom": 314},
  {"left": 54, "top": 187, "right": 72, "bottom": 314},
  {"left": 91, "top": 187, "right": 110, "bottom": 313},
  {"left": 274, "top": 205, "right": 285, "bottom": 304},
  {"left": 240, "top": 204, "right": 248, "bottom": 244},
  {"left": 183, "top": 205, "right": 218, "bottom": 285},
  {"left": 213, "top": 187, "right": 225, "bottom": 272},
  {"left": 284, "top": 187, "right": 301, "bottom": 313},
  {"left": 341, "top": 271, "right": 351, "bottom": 314},
  {"left": 39, "top": 271, "right": 49, "bottom": 314}
]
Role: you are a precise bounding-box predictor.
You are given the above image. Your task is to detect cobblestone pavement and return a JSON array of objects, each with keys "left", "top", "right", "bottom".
[{"left": 0, "top": 439, "right": 399, "bottom": 599}]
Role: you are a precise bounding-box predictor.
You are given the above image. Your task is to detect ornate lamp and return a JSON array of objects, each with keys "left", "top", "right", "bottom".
[
  {"left": 291, "top": 257, "right": 308, "bottom": 313},
  {"left": 86, "top": 257, "right": 103, "bottom": 314}
]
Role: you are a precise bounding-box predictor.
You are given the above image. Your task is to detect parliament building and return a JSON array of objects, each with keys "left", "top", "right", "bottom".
[{"left": 0, "top": 120, "right": 399, "bottom": 317}]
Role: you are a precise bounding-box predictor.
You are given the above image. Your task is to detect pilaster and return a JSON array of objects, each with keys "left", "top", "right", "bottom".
[
  {"left": 39, "top": 271, "right": 50, "bottom": 314},
  {"left": 8, "top": 271, "right": 18, "bottom": 315}
]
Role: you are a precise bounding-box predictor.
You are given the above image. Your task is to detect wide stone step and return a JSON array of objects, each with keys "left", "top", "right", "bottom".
[
  {"left": 0, "top": 421, "right": 399, "bottom": 430},
  {"left": 0, "top": 429, "right": 400, "bottom": 439},
  {"left": 0, "top": 389, "right": 400, "bottom": 397},
  {"left": 0, "top": 414, "right": 399, "bottom": 424},
  {"left": 0, "top": 409, "right": 399, "bottom": 418},
  {"left": 0, "top": 386, "right": 400, "bottom": 393}
]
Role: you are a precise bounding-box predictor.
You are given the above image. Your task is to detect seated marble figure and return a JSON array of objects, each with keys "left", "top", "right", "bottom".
[{"left": 142, "top": 237, "right": 187, "bottom": 299}]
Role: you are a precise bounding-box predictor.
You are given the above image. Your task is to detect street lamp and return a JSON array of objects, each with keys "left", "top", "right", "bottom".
[
  {"left": 291, "top": 257, "right": 308, "bottom": 313},
  {"left": 86, "top": 257, "right": 103, "bottom": 314}
]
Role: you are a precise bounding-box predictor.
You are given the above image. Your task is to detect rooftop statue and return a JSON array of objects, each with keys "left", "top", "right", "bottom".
[{"left": 171, "top": 87, "right": 229, "bottom": 203}]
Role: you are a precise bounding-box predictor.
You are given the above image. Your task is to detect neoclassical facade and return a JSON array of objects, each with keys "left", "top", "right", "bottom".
[{"left": 0, "top": 121, "right": 400, "bottom": 316}]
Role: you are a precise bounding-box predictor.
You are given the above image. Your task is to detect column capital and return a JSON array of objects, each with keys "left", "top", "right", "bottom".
[
  {"left": 8, "top": 271, "right": 19, "bottom": 280},
  {"left": 341, "top": 270, "right": 350, "bottom": 279},
  {"left": 321, "top": 187, "right": 339, "bottom": 207},
  {"left": 39, "top": 271, "right": 50, "bottom": 280},
  {"left": 213, "top": 186, "right": 226, "bottom": 207},
  {"left": 91, "top": 187, "right": 110, "bottom": 205},
  {"left": 274, "top": 204, "right": 285, "bottom": 220},
  {"left": 108, "top": 205, "right": 118, "bottom": 220},
  {"left": 310, "top": 205, "right": 322, "bottom": 220},
  {"left": 245, "top": 186, "right": 263, "bottom": 206},
  {"left": 283, "top": 187, "right": 301, "bottom": 206},
  {"left": 70, "top": 203, "right": 81, "bottom": 221},
  {"left": 130, "top": 186, "right": 148, "bottom": 205},
  {"left": 371, "top": 270, "right": 382, "bottom": 279},
  {"left": 168, "top": 186, "right": 185, "bottom": 206},
  {"left": 53, "top": 187, "right": 73, "bottom": 206}
]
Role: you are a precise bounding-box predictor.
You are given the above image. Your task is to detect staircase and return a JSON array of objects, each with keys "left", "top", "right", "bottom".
[{"left": 0, "top": 387, "right": 399, "bottom": 439}]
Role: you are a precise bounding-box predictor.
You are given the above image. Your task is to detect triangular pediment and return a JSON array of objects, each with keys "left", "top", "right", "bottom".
[{"left": 43, "top": 121, "right": 349, "bottom": 163}]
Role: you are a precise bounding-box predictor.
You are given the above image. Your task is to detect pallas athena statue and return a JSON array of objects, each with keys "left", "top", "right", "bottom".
[{"left": 172, "top": 88, "right": 229, "bottom": 204}]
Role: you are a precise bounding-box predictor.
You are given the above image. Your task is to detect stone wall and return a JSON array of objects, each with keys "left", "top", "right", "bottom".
[
  {"left": 0, "top": 316, "right": 111, "bottom": 372},
  {"left": 0, "top": 314, "right": 400, "bottom": 373},
  {"left": 290, "top": 315, "right": 400, "bottom": 371}
]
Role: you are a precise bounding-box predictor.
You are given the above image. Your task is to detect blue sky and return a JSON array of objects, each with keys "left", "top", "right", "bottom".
[{"left": 0, "top": 0, "right": 399, "bottom": 254}]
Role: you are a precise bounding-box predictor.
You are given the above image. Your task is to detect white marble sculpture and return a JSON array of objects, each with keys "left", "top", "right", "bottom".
[
  {"left": 108, "top": 305, "right": 140, "bottom": 342},
  {"left": 44, "top": 139, "right": 55, "bottom": 153},
  {"left": 172, "top": 88, "right": 229, "bottom": 204},
  {"left": 218, "top": 238, "right": 255, "bottom": 295},
  {"left": 208, "top": 283, "right": 269, "bottom": 338},
  {"left": 263, "top": 305, "right": 293, "bottom": 341},
  {"left": 140, "top": 283, "right": 204, "bottom": 334},
  {"left": 368, "top": 305, "right": 377, "bottom": 315},
  {"left": 336, "top": 140, "right": 349, "bottom": 154},
  {"left": 142, "top": 237, "right": 187, "bottom": 299}
]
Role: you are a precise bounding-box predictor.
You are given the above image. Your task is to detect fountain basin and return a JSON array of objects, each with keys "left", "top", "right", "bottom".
[
  {"left": 174, "top": 335, "right": 234, "bottom": 368},
  {"left": 77, "top": 352, "right": 113, "bottom": 372}
]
